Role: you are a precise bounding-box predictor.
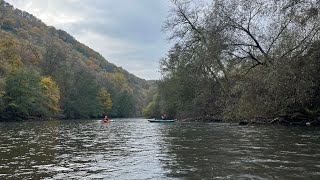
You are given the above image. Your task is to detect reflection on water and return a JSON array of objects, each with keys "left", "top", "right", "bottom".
[
  {"left": 0, "top": 119, "right": 320, "bottom": 179},
  {"left": 162, "top": 123, "right": 320, "bottom": 179}
]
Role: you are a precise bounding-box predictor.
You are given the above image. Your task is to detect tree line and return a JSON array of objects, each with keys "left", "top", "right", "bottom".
[{"left": 144, "top": 0, "right": 320, "bottom": 122}]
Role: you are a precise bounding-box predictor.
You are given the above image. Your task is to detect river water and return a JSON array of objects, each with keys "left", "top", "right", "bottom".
[{"left": 0, "top": 118, "right": 320, "bottom": 179}]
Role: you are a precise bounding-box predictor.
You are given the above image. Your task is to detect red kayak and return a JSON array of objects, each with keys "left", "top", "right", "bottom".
[{"left": 103, "top": 116, "right": 110, "bottom": 123}]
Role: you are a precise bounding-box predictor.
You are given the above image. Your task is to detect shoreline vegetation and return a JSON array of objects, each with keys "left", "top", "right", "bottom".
[
  {"left": 143, "top": 0, "right": 320, "bottom": 125},
  {"left": 180, "top": 114, "right": 320, "bottom": 127}
]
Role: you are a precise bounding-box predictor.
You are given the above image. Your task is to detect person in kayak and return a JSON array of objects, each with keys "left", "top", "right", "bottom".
[
  {"left": 161, "top": 114, "right": 168, "bottom": 120},
  {"left": 103, "top": 116, "right": 109, "bottom": 122}
]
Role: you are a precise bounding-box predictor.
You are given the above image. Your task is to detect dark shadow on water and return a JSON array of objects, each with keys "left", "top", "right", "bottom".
[{"left": 159, "top": 122, "right": 320, "bottom": 179}]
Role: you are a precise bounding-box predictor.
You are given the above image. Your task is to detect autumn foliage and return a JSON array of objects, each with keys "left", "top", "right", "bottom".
[{"left": 0, "top": 0, "right": 150, "bottom": 120}]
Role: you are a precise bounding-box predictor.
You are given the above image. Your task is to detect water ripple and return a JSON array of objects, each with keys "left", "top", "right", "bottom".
[{"left": 0, "top": 119, "right": 319, "bottom": 179}]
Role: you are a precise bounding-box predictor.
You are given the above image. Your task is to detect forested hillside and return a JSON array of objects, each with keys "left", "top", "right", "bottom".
[
  {"left": 145, "top": 0, "right": 320, "bottom": 123},
  {"left": 0, "top": 0, "right": 151, "bottom": 120}
]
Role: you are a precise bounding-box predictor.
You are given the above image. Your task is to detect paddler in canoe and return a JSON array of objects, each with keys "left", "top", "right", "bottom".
[{"left": 103, "top": 116, "right": 110, "bottom": 123}]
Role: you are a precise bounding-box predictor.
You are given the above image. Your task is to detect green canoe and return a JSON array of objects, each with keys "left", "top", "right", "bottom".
[{"left": 148, "top": 119, "right": 176, "bottom": 123}]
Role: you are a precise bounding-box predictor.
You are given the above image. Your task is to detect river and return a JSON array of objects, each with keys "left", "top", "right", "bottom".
[{"left": 0, "top": 118, "right": 319, "bottom": 179}]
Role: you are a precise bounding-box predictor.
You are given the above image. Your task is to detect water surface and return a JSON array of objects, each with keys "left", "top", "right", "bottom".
[{"left": 0, "top": 119, "right": 320, "bottom": 179}]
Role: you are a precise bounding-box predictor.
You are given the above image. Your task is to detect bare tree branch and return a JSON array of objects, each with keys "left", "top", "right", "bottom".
[
  {"left": 266, "top": 19, "right": 292, "bottom": 56},
  {"left": 280, "top": 25, "right": 319, "bottom": 59}
]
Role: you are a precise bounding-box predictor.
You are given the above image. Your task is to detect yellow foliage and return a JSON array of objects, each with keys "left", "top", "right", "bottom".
[
  {"left": 108, "top": 73, "right": 133, "bottom": 93},
  {"left": 86, "top": 57, "right": 100, "bottom": 71},
  {"left": 97, "top": 87, "right": 112, "bottom": 114},
  {"left": 40, "top": 76, "right": 61, "bottom": 114},
  {"left": 0, "top": 36, "right": 23, "bottom": 73},
  {"left": 31, "top": 27, "right": 39, "bottom": 33}
]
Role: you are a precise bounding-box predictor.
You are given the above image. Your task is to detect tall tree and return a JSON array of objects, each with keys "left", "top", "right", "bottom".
[
  {"left": 40, "top": 76, "right": 60, "bottom": 116},
  {"left": 4, "top": 68, "right": 46, "bottom": 120},
  {"left": 42, "top": 40, "right": 67, "bottom": 76},
  {"left": 97, "top": 87, "right": 112, "bottom": 116},
  {"left": 158, "top": 0, "right": 320, "bottom": 121},
  {"left": 117, "top": 90, "right": 134, "bottom": 118}
]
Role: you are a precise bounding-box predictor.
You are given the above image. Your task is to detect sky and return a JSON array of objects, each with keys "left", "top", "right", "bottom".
[{"left": 6, "top": 0, "right": 172, "bottom": 80}]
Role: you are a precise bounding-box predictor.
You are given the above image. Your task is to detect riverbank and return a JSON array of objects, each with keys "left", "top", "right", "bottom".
[{"left": 180, "top": 113, "right": 320, "bottom": 127}]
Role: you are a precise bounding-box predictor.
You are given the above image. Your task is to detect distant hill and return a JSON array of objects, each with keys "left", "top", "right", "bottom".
[{"left": 0, "top": 0, "right": 152, "bottom": 120}]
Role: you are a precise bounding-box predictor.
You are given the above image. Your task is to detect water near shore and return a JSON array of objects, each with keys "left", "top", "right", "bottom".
[{"left": 0, "top": 119, "right": 320, "bottom": 179}]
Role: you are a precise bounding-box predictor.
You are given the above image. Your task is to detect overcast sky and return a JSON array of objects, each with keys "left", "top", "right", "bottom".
[{"left": 6, "top": 0, "right": 172, "bottom": 80}]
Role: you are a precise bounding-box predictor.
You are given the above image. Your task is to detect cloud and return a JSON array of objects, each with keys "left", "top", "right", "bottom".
[{"left": 6, "top": 0, "right": 171, "bottom": 80}]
